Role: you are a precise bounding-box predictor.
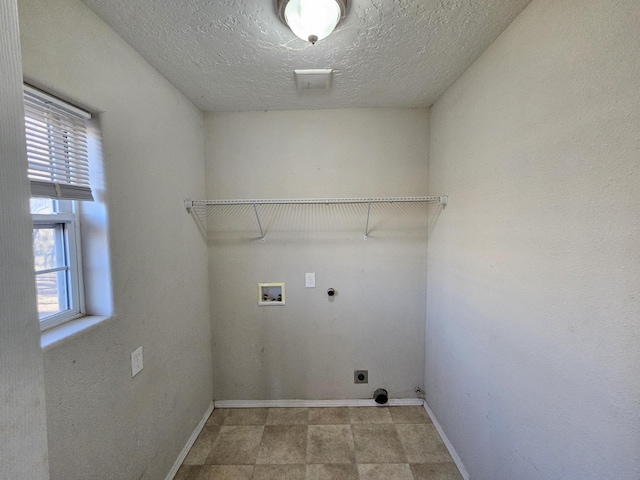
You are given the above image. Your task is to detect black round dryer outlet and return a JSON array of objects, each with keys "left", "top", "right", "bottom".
[{"left": 373, "top": 388, "right": 388, "bottom": 405}]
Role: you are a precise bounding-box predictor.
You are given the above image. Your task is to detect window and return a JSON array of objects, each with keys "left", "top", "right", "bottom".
[
  {"left": 24, "top": 85, "right": 93, "bottom": 330},
  {"left": 31, "top": 198, "right": 84, "bottom": 329}
]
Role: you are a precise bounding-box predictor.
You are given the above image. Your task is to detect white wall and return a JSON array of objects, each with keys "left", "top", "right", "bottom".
[
  {"left": 0, "top": 1, "right": 49, "bottom": 478},
  {"left": 18, "top": 0, "right": 212, "bottom": 478},
  {"left": 426, "top": 0, "right": 640, "bottom": 478},
  {"left": 205, "top": 108, "right": 430, "bottom": 400}
]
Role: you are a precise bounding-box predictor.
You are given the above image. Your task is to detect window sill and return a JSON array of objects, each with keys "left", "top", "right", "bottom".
[{"left": 41, "top": 314, "right": 112, "bottom": 350}]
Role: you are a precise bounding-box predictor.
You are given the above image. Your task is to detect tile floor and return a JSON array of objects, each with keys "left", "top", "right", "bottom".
[{"left": 175, "top": 406, "right": 463, "bottom": 480}]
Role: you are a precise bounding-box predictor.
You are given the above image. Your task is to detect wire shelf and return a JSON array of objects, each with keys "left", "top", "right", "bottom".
[{"left": 185, "top": 195, "right": 447, "bottom": 241}]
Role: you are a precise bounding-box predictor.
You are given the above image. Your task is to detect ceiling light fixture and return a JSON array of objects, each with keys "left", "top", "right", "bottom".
[{"left": 277, "top": 0, "right": 347, "bottom": 45}]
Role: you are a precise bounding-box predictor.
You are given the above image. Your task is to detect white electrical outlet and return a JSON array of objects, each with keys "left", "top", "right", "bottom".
[
  {"left": 131, "top": 346, "right": 143, "bottom": 377},
  {"left": 305, "top": 272, "right": 316, "bottom": 288}
]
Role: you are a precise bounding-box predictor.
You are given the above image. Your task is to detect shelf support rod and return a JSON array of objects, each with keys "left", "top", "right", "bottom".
[
  {"left": 253, "top": 203, "right": 265, "bottom": 242},
  {"left": 364, "top": 200, "right": 372, "bottom": 241}
]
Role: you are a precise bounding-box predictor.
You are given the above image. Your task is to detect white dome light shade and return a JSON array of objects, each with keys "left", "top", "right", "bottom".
[{"left": 282, "top": 0, "right": 344, "bottom": 44}]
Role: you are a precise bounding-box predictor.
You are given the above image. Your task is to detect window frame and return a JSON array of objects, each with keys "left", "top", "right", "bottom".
[{"left": 32, "top": 196, "right": 86, "bottom": 331}]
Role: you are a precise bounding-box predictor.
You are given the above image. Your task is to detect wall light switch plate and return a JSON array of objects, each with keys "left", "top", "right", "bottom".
[
  {"left": 305, "top": 272, "right": 316, "bottom": 288},
  {"left": 131, "top": 346, "right": 143, "bottom": 377}
]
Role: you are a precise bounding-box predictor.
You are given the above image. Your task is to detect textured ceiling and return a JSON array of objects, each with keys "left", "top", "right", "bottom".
[{"left": 85, "top": 0, "right": 533, "bottom": 112}]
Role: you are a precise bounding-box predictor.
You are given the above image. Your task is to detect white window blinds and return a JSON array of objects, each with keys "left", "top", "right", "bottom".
[{"left": 24, "top": 85, "right": 93, "bottom": 201}]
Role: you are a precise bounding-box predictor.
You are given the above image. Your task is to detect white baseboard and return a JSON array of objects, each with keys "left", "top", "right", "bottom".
[
  {"left": 165, "top": 401, "right": 214, "bottom": 480},
  {"left": 422, "top": 400, "right": 470, "bottom": 480},
  {"left": 214, "top": 398, "right": 424, "bottom": 408}
]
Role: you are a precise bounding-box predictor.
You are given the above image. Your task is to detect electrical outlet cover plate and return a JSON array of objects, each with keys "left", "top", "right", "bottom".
[
  {"left": 354, "top": 370, "right": 368, "bottom": 384},
  {"left": 131, "top": 346, "right": 143, "bottom": 377},
  {"left": 305, "top": 272, "right": 315, "bottom": 288}
]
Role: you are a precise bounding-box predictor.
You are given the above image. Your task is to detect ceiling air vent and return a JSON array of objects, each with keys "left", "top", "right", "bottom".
[{"left": 294, "top": 69, "right": 333, "bottom": 90}]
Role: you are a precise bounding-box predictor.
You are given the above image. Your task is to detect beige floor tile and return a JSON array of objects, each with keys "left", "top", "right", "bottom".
[
  {"left": 352, "top": 424, "right": 407, "bottom": 463},
  {"left": 252, "top": 464, "right": 306, "bottom": 479},
  {"left": 266, "top": 408, "right": 309, "bottom": 425},
  {"left": 306, "top": 424, "right": 355, "bottom": 464},
  {"left": 183, "top": 426, "right": 221, "bottom": 465},
  {"left": 308, "top": 407, "right": 351, "bottom": 424},
  {"left": 411, "top": 462, "right": 464, "bottom": 480},
  {"left": 221, "top": 408, "right": 268, "bottom": 425},
  {"left": 205, "top": 409, "right": 229, "bottom": 427},
  {"left": 196, "top": 465, "right": 253, "bottom": 480},
  {"left": 205, "top": 426, "right": 264, "bottom": 465},
  {"left": 358, "top": 463, "right": 415, "bottom": 480},
  {"left": 178, "top": 407, "right": 462, "bottom": 480},
  {"left": 306, "top": 464, "right": 359, "bottom": 480},
  {"left": 174, "top": 464, "right": 202, "bottom": 480},
  {"left": 389, "top": 406, "right": 431, "bottom": 424},
  {"left": 348, "top": 407, "right": 393, "bottom": 424},
  {"left": 396, "top": 424, "right": 453, "bottom": 463},
  {"left": 256, "top": 425, "right": 308, "bottom": 464}
]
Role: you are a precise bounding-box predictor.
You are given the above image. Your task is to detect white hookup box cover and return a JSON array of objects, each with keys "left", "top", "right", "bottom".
[{"left": 294, "top": 69, "right": 333, "bottom": 90}]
